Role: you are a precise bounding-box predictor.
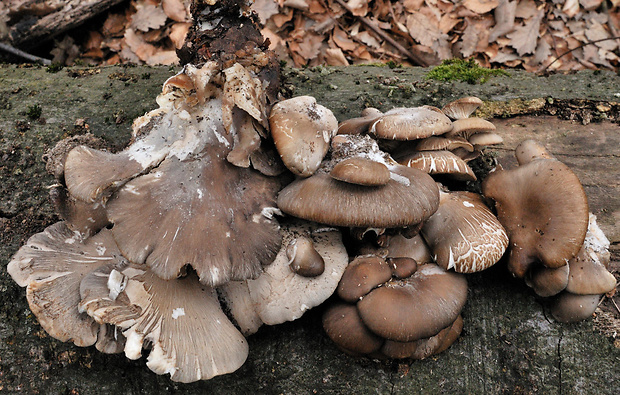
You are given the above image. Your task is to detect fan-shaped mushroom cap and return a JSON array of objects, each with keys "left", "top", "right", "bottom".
[
  {"left": 357, "top": 264, "right": 467, "bottom": 342},
  {"left": 79, "top": 264, "right": 248, "bottom": 383},
  {"left": 441, "top": 97, "right": 483, "bottom": 120},
  {"left": 220, "top": 221, "right": 348, "bottom": 334},
  {"left": 399, "top": 150, "right": 477, "bottom": 181},
  {"left": 330, "top": 157, "right": 391, "bottom": 186},
  {"left": 415, "top": 136, "right": 474, "bottom": 152},
  {"left": 369, "top": 107, "right": 453, "bottom": 140},
  {"left": 7, "top": 222, "right": 123, "bottom": 347},
  {"left": 421, "top": 191, "right": 508, "bottom": 273},
  {"left": 446, "top": 117, "right": 496, "bottom": 139},
  {"left": 549, "top": 292, "right": 601, "bottom": 323},
  {"left": 566, "top": 214, "right": 616, "bottom": 295},
  {"left": 524, "top": 264, "right": 569, "bottom": 297},
  {"left": 269, "top": 96, "right": 338, "bottom": 177},
  {"left": 337, "top": 108, "right": 383, "bottom": 135},
  {"left": 277, "top": 165, "right": 440, "bottom": 228},
  {"left": 482, "top": 142, "right": 589, "bottom": 278},
  {"left": 322, "top": 303, "right": 384, "bottom": 356},
  {"left": 337, "top": 256, "right": 393, "bottom": 302},
  {"left": 105, "top": 150, "right": 282, "bottom": 287},
  {"left": 49, "top": 185, "right": 109, "bottom": 238},
  {"left": 469, "top": 132, "right": 504, "bottom": 147}
]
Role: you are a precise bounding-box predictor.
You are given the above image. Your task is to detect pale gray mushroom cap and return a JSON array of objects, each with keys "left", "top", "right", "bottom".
[
  {"left": 49, "top": 185, "right": 109, "bottom": 239},
  {"left": 79, "top": 264, "right": 248, "bottom": 383},
  {"left": 415, "top": 136, "right": 474, "bottom": 152},
  {"left": 269, "top": 96, "right": 338, "bottom": 177},
  {"left": 105, "top": 149, "right": 282, "bottom": 287},
  {"left": 219, "top": 221, "right": 348, "bottom": 335},
  {"left": 357, "top": 263, "right": 467, "bottom": 342},
  {"left": 369, "top": 107, "right": 453, "bottom": 140},
  {"left": 7, "top": 222, "right": 124, "bottom": 347},
  {"left": 337, "top": 108, "right": 383, "bottom": 135},
  {"left": 421, "top": 191, "right": 508, "bottom": 273},
  {"left": 278, "top": 164, "right": 439, "bottom": 228},
  {"left": 549, "top": 292, "right": 601, "bottom": 323},
  {"left": 482, "top": 144, "right": 589, "bottom": 278},
  {"left": 64, "top": 63, "right": 222, "bottom": 203},
  {"left": 399, "top": 150, "right": 477, "bottom": 181},
  {"left": 441, "top": 97, "right": 483, "bottom": 120},
  {"left": 515, "top": 139, "right": 555, "bottom": 165}
]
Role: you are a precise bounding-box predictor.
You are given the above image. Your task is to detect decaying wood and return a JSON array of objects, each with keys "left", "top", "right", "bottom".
[{"left": 6, "top": 0, "right": 126, "bottom": 48}]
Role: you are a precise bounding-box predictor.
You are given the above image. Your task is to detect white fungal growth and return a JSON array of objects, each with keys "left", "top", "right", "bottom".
[
  {"left": 463, "top": 201, "right": 475, "bottom": 208},
  {"left": 107, "top": 269, "right": 127, "bottom": 300},
  {"left": 389, "top": 172, "right": 411, "bottom": 186},
  {"left": 261, "top": 207, "right": 283, "bottom": 220},
  {"left": 171, "top": 308, "right": 186, "bottom": 319},
  {"left": 96, "top": 245, "right": 106, "bottom": 256}
]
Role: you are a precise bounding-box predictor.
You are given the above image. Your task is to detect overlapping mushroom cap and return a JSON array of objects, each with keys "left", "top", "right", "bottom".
[{"left": 482, "top": 140, "right": 589, "bottom": 278}]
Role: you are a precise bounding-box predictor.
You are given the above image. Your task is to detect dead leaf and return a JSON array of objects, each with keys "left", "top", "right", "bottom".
[
  {"left": 514, "top": 0, "right": 539, "bottom": 20},
  {"left": 131, "top": 2, "right": 168, "bottom": 32},
  {"left": 324, "top": 47, "right": 349, "bottom": 65},
  {"left": 406, "top": 12, "right": 444, "bottom": 48},
  {"left": 403, "top": 0, "right": 424, "bottom": 12},
  {"left": 562, "top": 0, "right": 580, "bottom": 18},
  {"left": 332, "top": 26, "right": 357, "bottom": 51},
  {"left": 459, "top": 19, "right": 479, "bottom": 58},
  {"left": 103, "top": 13, "right": 127, "bottom": 37},
  {"left": 347, "top": 0, "right": 369, "bottom": 17},
  {"left": 462, "top": 0, "right": 499, "bottom": 14},
  {"left": 586, "top": 22, "right": 618, "bottom": 51},
  {"left": 355, "top": 31, "right": 381, "bottom": 49},
  {"left": 507, "top": 9, "right": 543, "bottom": 56},
  {"left": 489, "top": 0, "right": 517, "bottom": 42},
  {"left": 284, "top": 0, "right": 309, "bottom": 11},
  {"left": 162, "top": 0, "right": 188, "bottom": 22},
  {"left": 169, "top": 22, "right": 190, "bottom": 49},
  {"left": 252, "top": 0, "right": 280, "bottom": 24},
  {"left": 580, "top": 0, "right": 604, "bottom": 11}
]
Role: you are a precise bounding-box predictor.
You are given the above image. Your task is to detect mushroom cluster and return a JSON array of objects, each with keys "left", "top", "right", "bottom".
[{"left": 7, "top": 62, "right": 615, "bottom": 382}]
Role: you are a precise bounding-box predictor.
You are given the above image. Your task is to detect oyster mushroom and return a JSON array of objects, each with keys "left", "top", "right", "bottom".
[
  {"left": 441, "top": 96, "right": 483, "bottom": 120},
  {"left": 369, "top": 107, "right": 453, "bottom": 140},
  {"left": 482, "top": 140, "right": 589, "bottom": 277}
]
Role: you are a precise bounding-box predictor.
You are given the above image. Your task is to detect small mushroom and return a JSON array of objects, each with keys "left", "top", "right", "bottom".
[
  {"left": 549, "top": 292, "right": 601, "bottom": 323},
  {"left": 524, "top": 264, "right": 569, "bottom": 297},
  {"left": 287, "top": 236, "right": 325, "bottom": 277},
  {"left": 337, "top": 108, "right": 383, "bottom": 135},
  {"left": 269, "top": 96, "right": 338, "bottom": 177},
  {"left": 369, "top": 107, "right": 453, "bottom": 140},
  {"left": 330, "top": 157, "right": 391, "bottom": 186},
  {"left": 322, "top": 302, "right": 384, "bottom": 356},
  {"left": 398, "top": 150, "right": 477, "bottom": 181},
  {"left": 445, "top": 117, "right": 496, "bottom": 140},
  {"left": 441, "top": 97, "right": 483, "bottom": 120},
  {"left": 415, "top": 136, "right": 474, "bottom": 152},
  {"left": 337, "top": 255, "right": 393, "bottom": 302}
]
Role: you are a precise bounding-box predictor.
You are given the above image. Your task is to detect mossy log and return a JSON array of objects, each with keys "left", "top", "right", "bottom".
[{"left": 0, "top": 64, "right": 618, "bottom": 394}]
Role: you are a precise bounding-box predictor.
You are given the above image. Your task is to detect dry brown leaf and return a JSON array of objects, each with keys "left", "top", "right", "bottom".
[
  {"left": 284, "top": 0, "right": 309, "bottom": 11},
  {"left": 403, "top": 0, "right": 424, "bottom": 13},
  {"left": 462, "top": 0, "right": 499, "bottom": 14},
  {"left": 507, "top": 9, "right": 543, "bottom": 56},
  {"left": 169, "top": 22, "right": 190, "bottom": 49},
  {"left": 406, "top": 12, "right": 443, "bottom": 48},
  {"left": 459, "top": 18, "right": 479, "bottom": 58},
  {"left": 252, "top": 0, "right": 280, "bottom": 24},
  {"left": 514, "top": 0, "right": 539, "bottom": 20},
  {"left": 439, "top": 13, "right": 460, "bottom": 34},
  {"left": 162, "top": 0, "right": 188, "bottom": 23},
  {"left": 146, "top": 50, "right": 178, "bottom": 65},
  {"left": 586, "top": 22, "right": 618, "bottom": 51},
  {"left": 355, "top": 31, "right": 381, "bottom": 49},
  {"left": 489, "top": 0, "right": 516, "bottom": 42},
  {"left": 324, "top": 47, "right": 349, "bottom": 65},
  {"left": 292, "top": 32, "right": 324, "bottom": 61},
  {"left": 332, "top": 26, "right": 357, "bottom": 51},
  {"left": 580, "top": 0, "right": 604, "bottom": 11},
  {"left": 347, "top": 0, "right": 369, "bottom": 16},
  {"left": 103, "top": 13, "right": 127, "bottom": 37},
  {"left": 131, "top": 2, "right": 168, "bottom": 33},
  {"left": 124, "top": 28, "right": 156, "bottom": 61},
  {"left": 562, "top": 0, "right": 580, "bottom": 18},
  {"left": 271, "top": 8, "right": 294, "bottom": 28}
]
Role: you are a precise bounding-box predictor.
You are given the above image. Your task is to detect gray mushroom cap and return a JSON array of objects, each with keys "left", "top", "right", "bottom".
[
  {"left": 441, "top": 97, "right": 483, "bottom": 120},
  {"left": 369, "top": 107, "right": 453, "bottom": 140},
  {"left": 399, "top": 150, "right": 477, "bottom": 181},
  {"left": 79, "top": 264, "right": 248, "bottom": 383},
  {"left": 7, "top": 222, "right": 124, "bottom": 347}
]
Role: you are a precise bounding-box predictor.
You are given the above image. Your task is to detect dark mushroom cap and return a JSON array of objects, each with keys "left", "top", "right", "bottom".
[
  {"left": 369, "top": 107, "right": 453, "bottom": 140},
  {"left": 106, "top": 151, "right": 282, "bottom": 287},
  {"left": 330, "top": 157, "right": 391, "bottom": 186},
  {"left": 524, "top": 264, "right": 569, "bottom": 297},
  {"left": 337, "top": 108, "right": 383, "bottom": 135},
  {"left": 322, "top": 302, "right": 384, "bottom": 356},
  {"left": 549, "top": 292, "right": 601, "bottom": 323},
  {"left": 387, "top": 257, "right": 418, "bottom": 279},
  {"left": 287, "top": 235, "right": 326, "bottom": 277},
  {"left": 337, "top": 256, "right": 393, "bottom": 302},
  {"left": 357, "top": 263, "right": 467, "bottom": 342},
  {"left": 277, "top": 165, "right": 440, "bottom": 228},
  {"left": 482, "top": 142, "right": 589, "bottom": 278},
  {"left": 415, "top": 136, "right": 474, "bottom": 152},
  {"left": 421, "top": 191, "right": 508, "bottom": 273}
]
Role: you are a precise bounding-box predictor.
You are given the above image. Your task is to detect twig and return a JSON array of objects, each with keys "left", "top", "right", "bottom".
[
  {"left": 333, "top": 0, "right": 428, "bottom": 67},
  {"left": 542, "top": 36, "right": 620, "bottom": 72},
  {"left": 0, "top": 42, "right": 52, "bottom": 65}
]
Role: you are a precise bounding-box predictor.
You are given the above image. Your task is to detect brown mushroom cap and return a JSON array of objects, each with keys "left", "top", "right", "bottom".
[
  {"left": 441, "top": 97, "right": 483, "bottom": 120},
  {"left": 469, "top": 132, "right": 504, "bottom": 147},
  {"left": 7, "top": 222, "right": 123, "bottom": 347},
  {"left": 524, "top": 264, "right": 569, "bottom": 297},
  {"left": 337, "top": 108, "right": 383, "bottom": 135},
  {"left": 399, "top": 150, "right": 477, "bottom": 181},
  {"left": 482, "top": 143, "right": 589, "bottom": 278},
  {"left": 369, "top": 107, "right": 453, "bottom": 140},
  {"left": 330, "top": 157, "right": 391, "bottom": 186},
  {"left": 269, "top": 96, "right": 338, "bottom": 177},
  {"left": 79, "top": 264, "right": 248, "bottom": 383},
  {"left": 322, "top": 302, "right": 384, "bottom": 356},
  {"left": 415, "top": 136, "right": 474, "bottom": 152},
  {"left": 337, "top": 256, "right": 393, "bottom": 302},
  {"left": 549, "top": 292, "right": 601, "bottom": 323},
  {"left": 515, "top": 139, "right": 555, "bottom": 165},
  {"left": 277, "top": 165, "right": 440, "bottom": 228},
  {"left": 357, "top": 264, "right": 467, "bottom": 342},
  {"left": 421, "top": 191, "right": 508, "bottom": 273},
  {"left": 287, "top": 235, "right": 326, "bottom": 277},
  {"left": 105, "top": 151, "right": 282, "bottom": 287},
  {"left": 49, "top": 185, "right": 109, "bottom": 239},
  {"left": 387, "top": 257, "right": 418, "bottom": 279}
]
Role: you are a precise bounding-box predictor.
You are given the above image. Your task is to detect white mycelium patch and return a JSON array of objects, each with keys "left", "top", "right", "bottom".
[{"left": 171, "top": 308, "right": 186, "bottom": 319}]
